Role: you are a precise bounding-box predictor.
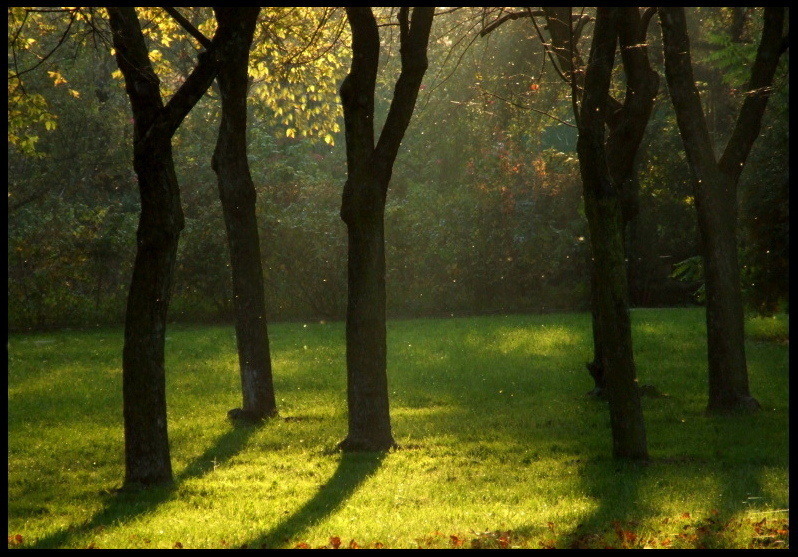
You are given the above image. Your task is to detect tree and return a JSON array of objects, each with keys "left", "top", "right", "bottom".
[
  {"left": 338, "top": 7, "right": 434, "bottom": 451},
  {"left": 204, "top": 7, "right": 278, "bottom": 422},
  {"left": 479, "top": 7, "right": 659, "bottom": 397},
  {"left": 108, "top": 6, "right": 231, "bottom": 486},
  {"left": 658, "top": 7, "right": 787, "bottom": 413},
  {"left": 539, "top": 7, "right": 658, "bottom": 396},
  {"left": 576, "top": 7, "right": 647, "bottom": 460}
]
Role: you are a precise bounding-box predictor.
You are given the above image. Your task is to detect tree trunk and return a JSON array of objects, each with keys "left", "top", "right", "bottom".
[
  {"left": 122, "top": 140, "right": 182, "bottom": 485},
  {"left": 340, "top": 207, "right": 394, "bottom": 450},
  {"left": 109, "top": 6, "right": 228, "bottom": 485},
  {"left": 542, "top": 8, "right": 657, "bottom": 396},
  {"left": 211, "top": 7, "right": 277, "bottom": 422},
  {"left": 577, "top": 7, "right": 647, "bottom": 460},
  {"left": 338, "top": 7, "right": 433, "bottom": 451},
  {"left": 659, "top": 7, "right": 785, "bottom": 413},
  {"left": 697, "top": 177, "right": 754, "bottom": 412},
  {"left": 586, "top": 263, "right": 605, "bottom": 395}
]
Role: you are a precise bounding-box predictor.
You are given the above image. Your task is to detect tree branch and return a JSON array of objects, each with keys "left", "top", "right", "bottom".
[
  {"left": 480, "top": 89, "right": 576, "bottom": 128},
  {"left": 532, "top": 9, "right": 570, "bottom": 83},
  {"left": 339, "top": 6, "right": 380, "bottom": 218},
  {"left": 638, "top": 7, "right": 657, "bottom": 43},
  {"left": 479, "top": 10, "right": 532, "bottom": 37},
  {"left": 658, "top": 7, "right": 718, "bottom": 175},
  {"left": 8, "top": 9, "right": 78, "bottom": 81},
  {"left": 719, "top": 7, "right": 787, "bottom": 181},
  {"left": 606, "top": 7, "right": 659, "bottom": 215},
  {"left": 162, "top": 7, "right": 212, "bottom": 49},
  {"left": 374, "top": 7, "right": 435, "bottom": 188},
  {"left": 158, "top": 35, "right": 224, "bottom": 139},
  {"left": 578, "top": 7, "right": 620, "bottom": 199}
]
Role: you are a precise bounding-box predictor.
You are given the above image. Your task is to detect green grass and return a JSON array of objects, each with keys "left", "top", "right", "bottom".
[{"left": 7, "top": 308, "right": 789, "bottom": 549}]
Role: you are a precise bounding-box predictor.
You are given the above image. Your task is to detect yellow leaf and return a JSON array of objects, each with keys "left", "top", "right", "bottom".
[{"left": 48, "top": 71, "right": 67, "bottom": 86}]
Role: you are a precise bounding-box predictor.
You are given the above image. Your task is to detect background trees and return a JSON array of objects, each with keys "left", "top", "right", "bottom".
[{"left": 8, "top": 6, "right": 788, "bottom": 334}]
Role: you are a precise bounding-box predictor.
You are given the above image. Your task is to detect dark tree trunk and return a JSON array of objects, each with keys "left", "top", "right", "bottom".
[
  {"left": 108, "top": 6, "right": 228, "bottom": 486},
  {"left": 659, "top": 7, "right": 786, "bottom": 413},
  {"left": 338, "top": 7, "right": 434, "bottom": 452},
  {"left": 122, "top": 139, "right": 182, "bottom": 486},
  {"left": 211, "top": 7, "right": 277, "bottom": 422},
  {"left": 577, "top": 7, "right": 648, "bottom": 460},
  {"left": 342, "top": 210, "right": 393, "bottom": 450},
  {"left": 543, "top": 8, "right": 658, "bottom": 396}
]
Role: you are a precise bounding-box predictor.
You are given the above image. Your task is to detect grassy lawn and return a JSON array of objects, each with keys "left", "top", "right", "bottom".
[{"left": 7, "top": 308, "right": 789, "bottom": 549}]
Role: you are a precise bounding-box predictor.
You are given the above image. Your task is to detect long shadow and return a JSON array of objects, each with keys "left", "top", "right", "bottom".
[
  {"left": 533, "top": 417, "right": 773, "bottom": 549},
  {"left": 30, "top": 422, "right": 259, "bottom": 549},
  {"left": 561, "top": 457, "right": 649, "bottom": 548},
  {"left": 246, "top": 451, "right": 386, "bottom": 549}
]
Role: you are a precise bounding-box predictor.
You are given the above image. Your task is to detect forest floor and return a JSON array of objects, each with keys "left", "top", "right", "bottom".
[{"left": 7, "top": 308, "right": 789, "bottom": 549}]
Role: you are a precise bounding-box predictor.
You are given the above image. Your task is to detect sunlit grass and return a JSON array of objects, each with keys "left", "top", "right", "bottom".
[{"left": 7, "top": 308, "right": 789, "bottom": 549}]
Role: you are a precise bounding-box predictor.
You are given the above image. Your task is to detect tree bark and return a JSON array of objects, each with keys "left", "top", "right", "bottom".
[
  {"left": 338, "top": 7, "right": 434, "bottom": 451},
  {"left": 108, "top": 6, "right": 227, "bottom": 486},
  {"left": 659, "top": 7, "right": 785, "bottom": 413},
  {"left": 210, "top": 7, "right": 277, "bottom": 422},
  {"left": 577, "top": 7, "right": 648, "bottom": 460}
]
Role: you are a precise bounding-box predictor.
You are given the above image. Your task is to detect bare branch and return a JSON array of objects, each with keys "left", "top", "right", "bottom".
[
  {"left": 529, "top": 9, "right": 569, "bottom": 83},
  {"left": 162, "top": 7, "right": 212, "bottom": 49},
  {"left": 8, "top": 9, "right": 78, "bottom": 81},
  {"left": 479, "top": 10, "right": 532, "bottom": 37},
  {"left": 434, "top": 7, "right": 462, "bottom": 17},
  {"left": 480, "top": 89, "right": 577, "bottom": 128},
  {"left": 719, "top": 6, "right": 787, "bottom": 181},
  {"left": 639, "top": 7, "right": 657, "bottom": 43}
]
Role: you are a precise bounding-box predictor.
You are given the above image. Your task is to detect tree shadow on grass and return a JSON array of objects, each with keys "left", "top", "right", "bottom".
[
  {"left": 558, "top": 458, "right": 650, "bottom": 548},
  {"left": 548, "top": 446, "right": 769, "bottom": 548},
  {"left": 245, "top": 451, "right": 386, "bottom": 549},
  {"left": 29, "top": 422, "right": 259, "bottom": 549}
]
